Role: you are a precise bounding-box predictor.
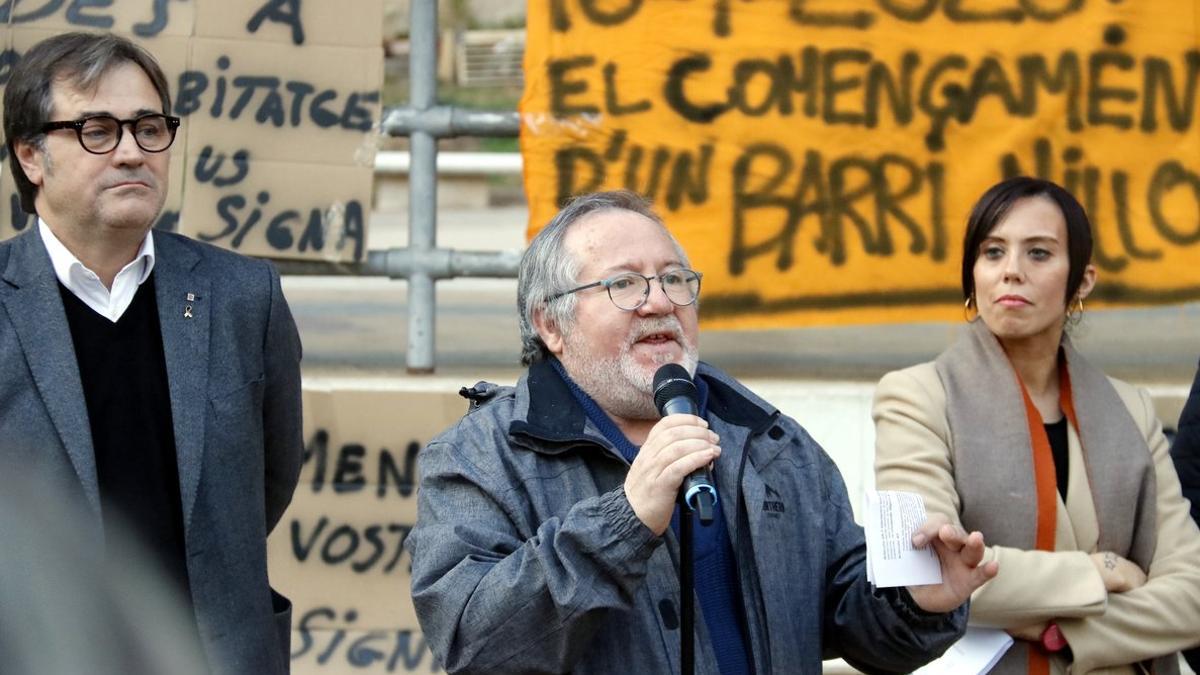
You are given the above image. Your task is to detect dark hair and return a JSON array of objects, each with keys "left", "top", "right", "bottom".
[
  {"left": 961, "top": 176, "right": 1094, "bottom": 306},
  {"left": 3, "top": 32, "right": 172, "bottom": 214},
  {"left": 516, "top": 190, "right": 686, "bottom": 366}
]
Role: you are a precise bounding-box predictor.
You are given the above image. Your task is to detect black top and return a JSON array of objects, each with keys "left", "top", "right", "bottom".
[
  {"left": 59, "top": 276, "right": 191, "bottom": 596},
  {"left": 1045, "top": 418, "right": 1070, "bottom": 501}
]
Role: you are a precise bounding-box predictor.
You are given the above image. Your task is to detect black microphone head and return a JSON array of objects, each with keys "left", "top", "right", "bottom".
[{"left": 653, "top": 363, "right": 697, "bottom": 416}]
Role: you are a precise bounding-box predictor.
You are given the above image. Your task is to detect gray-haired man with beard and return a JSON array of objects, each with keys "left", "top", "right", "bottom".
[{"left": 406, "top": 190, "right": 996, "bottom": 675}]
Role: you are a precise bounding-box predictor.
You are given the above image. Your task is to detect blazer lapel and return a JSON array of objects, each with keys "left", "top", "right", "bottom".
[
  {"left": 153, "top": 234, "right": 210, "bottom": 528},
  {"left": 0, "top": 229, "right": 100, "bottom": 514}
]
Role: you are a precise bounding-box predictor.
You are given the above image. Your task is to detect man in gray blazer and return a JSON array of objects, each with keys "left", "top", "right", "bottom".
[{"left": 0, "top": 32, "right": 302, "bottom": 674}]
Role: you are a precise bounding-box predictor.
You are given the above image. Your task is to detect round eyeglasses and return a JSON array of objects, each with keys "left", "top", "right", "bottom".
[
  {"left": 39, "top": 113, "right": 181, "bottom": 154},
  {"left": 548, "top": 269, "right": 702, "bottom": 311}
]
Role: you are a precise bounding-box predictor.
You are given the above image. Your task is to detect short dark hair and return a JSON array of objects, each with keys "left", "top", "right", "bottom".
[
  {"left": 3, "top": 32, "right": 172, "bottom": 214},
  {"left": 961, "top": 176, "right": 1094, "bottom": 306}
]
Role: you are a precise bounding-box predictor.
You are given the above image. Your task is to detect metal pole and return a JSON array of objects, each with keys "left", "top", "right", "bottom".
[{"left": 407, "top": 0, "right": 438, "bottom": 374}]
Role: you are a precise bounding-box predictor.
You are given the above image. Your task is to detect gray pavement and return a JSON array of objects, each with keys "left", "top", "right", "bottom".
[{"left": 286, "top": 205, "right": 1200, "bottom": 387}]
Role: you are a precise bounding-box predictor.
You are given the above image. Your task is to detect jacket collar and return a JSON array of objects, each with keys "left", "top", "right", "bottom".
[
  {"left": 697, "top": 362, "right": 776, "bottom": 431},
  {"left": 507, "top": 359, "right": 596, "bottom": 455},
  {"left": 508, "top": 359, "right": 777, "bottom": 455},
  {"left": 151, "top": 231, "right": 209, "bottom": 528}
]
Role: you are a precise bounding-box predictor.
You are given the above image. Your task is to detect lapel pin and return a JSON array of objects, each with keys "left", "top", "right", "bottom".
[{"left": 183, "top": 292, "right": 201, "bottom": 318}]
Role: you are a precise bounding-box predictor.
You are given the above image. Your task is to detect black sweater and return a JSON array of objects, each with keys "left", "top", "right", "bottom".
[{"left": 59, "top": 276, "right": 191, "bottom": 596}]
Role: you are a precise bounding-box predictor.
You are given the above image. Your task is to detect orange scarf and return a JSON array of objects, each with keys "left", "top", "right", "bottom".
[{"left": 1016, "top": 364, "right": 1078, "bottom": 675}]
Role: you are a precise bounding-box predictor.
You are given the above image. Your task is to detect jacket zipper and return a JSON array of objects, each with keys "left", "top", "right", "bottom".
[{"left": 734, "top": 410, "right": 781, "bottom": 675}]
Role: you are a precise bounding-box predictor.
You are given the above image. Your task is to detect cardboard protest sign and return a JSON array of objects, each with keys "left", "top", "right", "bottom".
[
  {"left": 269, "top": 386, "right": 467, "bottom": 674},
  {"left": 0, "top": 0, "right": 381, "bottom": 264},
  {"left": 521, "top": 1, "right": 1200, "bottom": 328}
]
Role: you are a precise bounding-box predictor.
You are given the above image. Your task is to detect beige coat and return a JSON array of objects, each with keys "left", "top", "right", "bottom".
[{"left": 873, "top": 362, "right": 1200, "bottom": 674}]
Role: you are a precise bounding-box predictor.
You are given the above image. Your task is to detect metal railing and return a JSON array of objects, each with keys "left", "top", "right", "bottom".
[
  {"left": 278, "top": 0, "right": 522, "bottom": 374},
  {"left": 373, "top": 150, "right": 522, "bottom": 176}
]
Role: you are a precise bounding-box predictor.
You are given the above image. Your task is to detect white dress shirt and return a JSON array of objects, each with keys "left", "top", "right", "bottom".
[{"left": 38, "top": 219, "right": 156, "bottom": 323}]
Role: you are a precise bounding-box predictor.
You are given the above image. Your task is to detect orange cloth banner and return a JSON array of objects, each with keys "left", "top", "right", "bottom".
[{"left": 521, "top": 0, "right": 1200, "bottom": 328}]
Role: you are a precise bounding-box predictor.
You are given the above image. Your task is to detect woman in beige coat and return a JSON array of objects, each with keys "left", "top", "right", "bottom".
[{"left": 873, "top": 177, "right": 1200, "bottom": 675}]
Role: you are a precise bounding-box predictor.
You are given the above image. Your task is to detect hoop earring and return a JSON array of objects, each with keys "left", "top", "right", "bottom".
[
  {"left": 963, "top": 294, "right": 977, "bottom": 321},
  {"left": 1066, "top": 296, "right": 1084, "bottom": 324}
]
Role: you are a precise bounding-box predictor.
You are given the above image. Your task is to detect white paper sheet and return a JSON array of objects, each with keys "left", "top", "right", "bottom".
[
  {"left": 863, "top": 489, "right": 942, "bottom": 588},
  {"left": 913, "top": 627, "right": 1014, "bottom": 675}
]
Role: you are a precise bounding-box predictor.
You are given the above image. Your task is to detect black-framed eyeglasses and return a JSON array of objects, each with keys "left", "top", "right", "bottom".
[
  {"left": 39, "top": 113, "right": 181, "bottom": 154},
  {"left": 548, "top": 268, "right": 703, "bottom": 311}
]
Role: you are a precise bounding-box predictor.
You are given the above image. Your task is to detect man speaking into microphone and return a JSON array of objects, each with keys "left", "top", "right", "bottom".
[{"left": 406, "top": 191, "right": 996, "bottom": 674}]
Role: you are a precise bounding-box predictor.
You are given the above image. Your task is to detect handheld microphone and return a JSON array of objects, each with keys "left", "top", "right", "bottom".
[{"left": 652, "top": 364, "right": 717, "bottom": 526}]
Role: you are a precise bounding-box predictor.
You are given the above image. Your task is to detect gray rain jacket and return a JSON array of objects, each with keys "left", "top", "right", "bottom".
[{"left": 406, "top": 360, "right": 966, "bottom": 674}]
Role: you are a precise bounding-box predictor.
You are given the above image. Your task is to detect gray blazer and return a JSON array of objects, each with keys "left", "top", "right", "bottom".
[{"left": 0, "top": 226, "right": 303, "bottom": 674}]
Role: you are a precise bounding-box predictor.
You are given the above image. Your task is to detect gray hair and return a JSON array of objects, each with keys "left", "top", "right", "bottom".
[{"left": 517, "top": 190, "right": 687, "bottom": 365}]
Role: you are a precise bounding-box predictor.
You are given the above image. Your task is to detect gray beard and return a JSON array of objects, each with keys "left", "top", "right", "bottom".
[{"left": 561, "top": 318, "right": 699, "bottom": 420}]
